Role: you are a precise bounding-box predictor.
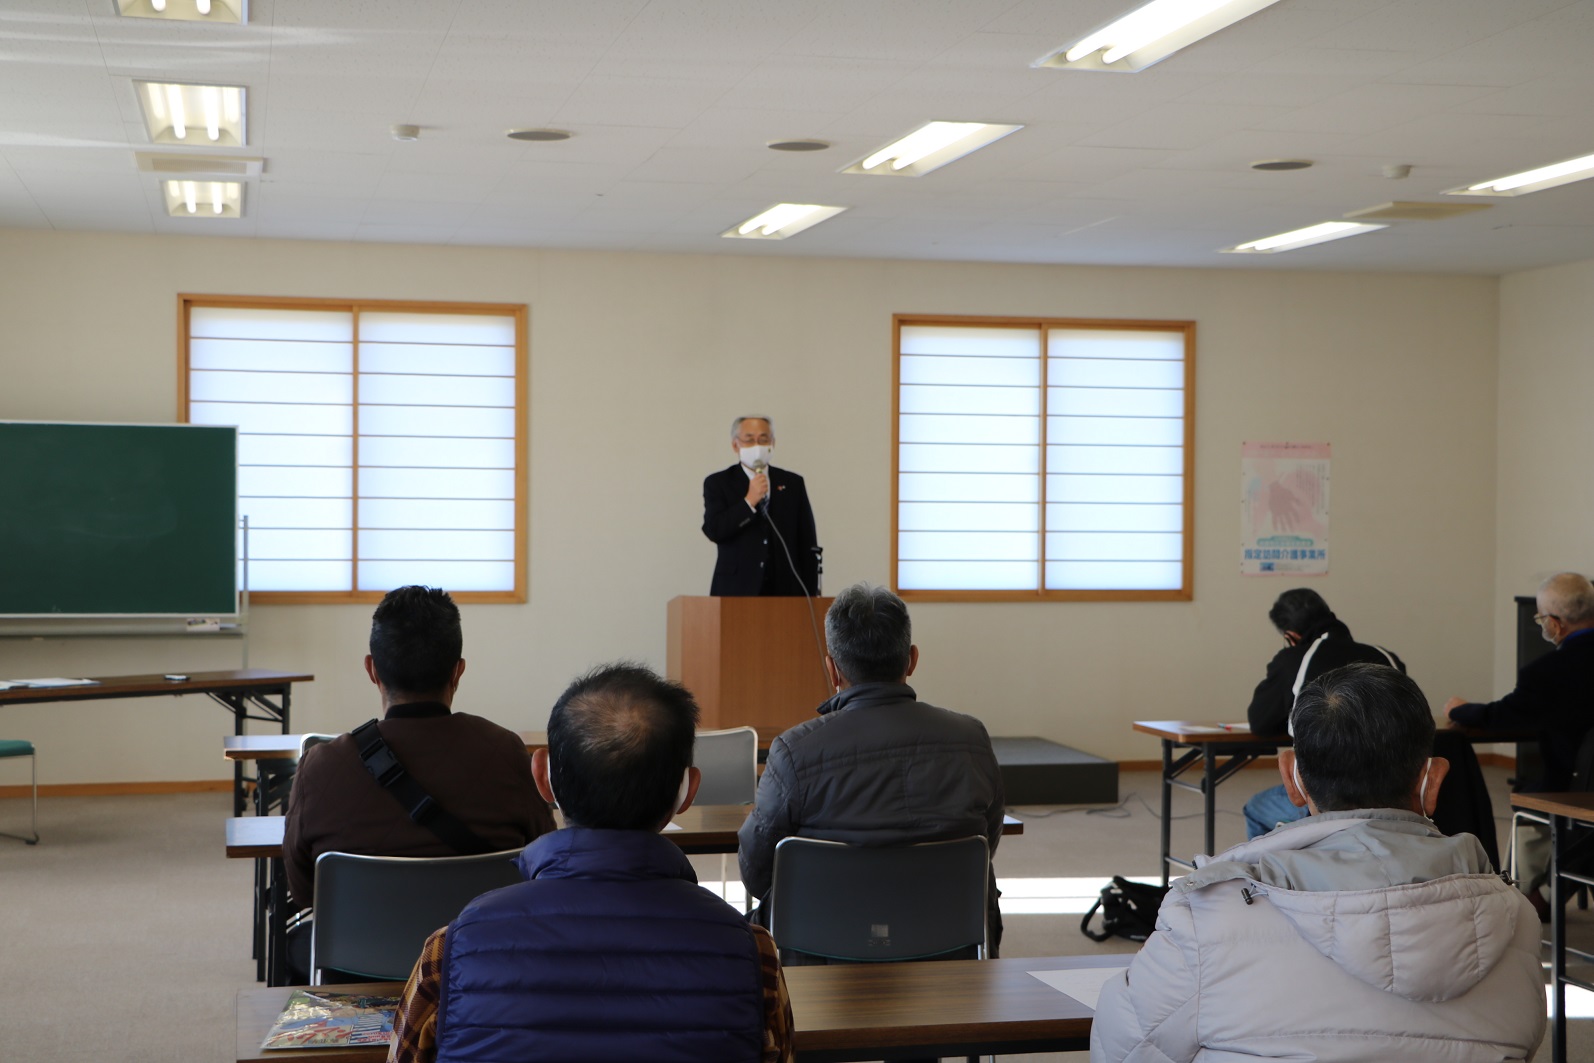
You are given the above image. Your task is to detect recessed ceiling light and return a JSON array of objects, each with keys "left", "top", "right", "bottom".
[
  {"left": 115, "top": 0, "right": 245, "bottom": 22},
  {"left": 163, "top": 180, "right": 243, "bottom": 219},
  {"left": 1251, "top": 159, "right": 1312, "bottom": 172},
  {"left": 391, "top": 124, "right": 420, "bottom": 142},
  {"left": 135, "top": 81, "right": 246, "bottom": 147},
  {"left": 1221, "top": 221, "right": 1386, "bottom": 254},
  {"left": 507, "top": 128, "right": 572, "bottom": 142},
  {"left": 767, "top": 139, "right": 830, "bottom": 152},
  {"left": 722, "top": 203, "right": 847, "bottom": 240},
  {"left": 1034, "top": 0, "right": 1285, "bottom": 73},
  {"left": 841, "top": 122, "right": 1022, "bottom": 178},
  {"left": 1445, "top": 150, "right": 1594, "bottom": 197}
]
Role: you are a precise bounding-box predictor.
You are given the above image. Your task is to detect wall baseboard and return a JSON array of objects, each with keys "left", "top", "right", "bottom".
[{"left": 0, "top": 779, "right": 231, "bottom": 799}]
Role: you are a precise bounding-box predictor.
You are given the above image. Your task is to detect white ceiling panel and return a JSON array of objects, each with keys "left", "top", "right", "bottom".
[{"left": 1, "top": 0, "right": 1593, "bottom": 272}]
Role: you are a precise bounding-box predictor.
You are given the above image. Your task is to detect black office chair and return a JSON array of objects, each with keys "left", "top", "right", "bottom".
[
  {"left": 308, "top": 849, "right": 525, "bottom": 984},
  {"left": 767, "top": 835, "right": 989, "bottom": 965}
]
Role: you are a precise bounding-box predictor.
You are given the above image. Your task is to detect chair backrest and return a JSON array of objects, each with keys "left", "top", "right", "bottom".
[
  {"left": 769, "top": 835, "right": 988, "bottom": 963},
  {"left": 1572, "top": 727, "right": 1594, "bottom": 791},
  {"left": 309, "top": 849, "right": 525, "bottom": 983},
  {"left": 299, "top": 733, "right": 337, "bottom": 757},
  {"left": 694, "top": 726, "right": 758, "bottom": 806}
]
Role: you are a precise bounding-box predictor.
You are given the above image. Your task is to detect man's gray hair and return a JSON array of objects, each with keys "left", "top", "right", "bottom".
[
  {"left": 730, "top": 416, "right": 774, "bottom": 438},
  {"left": 825, "top": 583, "right": 912, "bottom": 685},
  {"left": 1540, "top": 572, "right": 1594, "bottom": 625}
]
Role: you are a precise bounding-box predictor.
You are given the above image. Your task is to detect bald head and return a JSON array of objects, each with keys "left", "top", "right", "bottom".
[{"left": 546, "top": 663, "right": 699, "bottom": 829}]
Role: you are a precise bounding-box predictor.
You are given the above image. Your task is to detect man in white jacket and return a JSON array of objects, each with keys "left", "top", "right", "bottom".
[{"left": 1092, "top": 663, "right": 1545, "bottom": 1063}]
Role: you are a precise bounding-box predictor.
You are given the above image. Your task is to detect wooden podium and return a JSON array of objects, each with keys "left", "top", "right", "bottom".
[{"left": 667, "top": 595, "right": 834, "bottom": 741}]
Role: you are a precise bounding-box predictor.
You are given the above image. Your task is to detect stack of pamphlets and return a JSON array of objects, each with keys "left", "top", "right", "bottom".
[{"left": 261, "top": 990, "right": 400, "bottom": 1050}]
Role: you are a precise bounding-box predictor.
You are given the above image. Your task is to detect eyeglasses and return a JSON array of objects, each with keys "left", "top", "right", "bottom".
[{"left": 1534, "top": 613, "right": 1561, "bottom": 625}]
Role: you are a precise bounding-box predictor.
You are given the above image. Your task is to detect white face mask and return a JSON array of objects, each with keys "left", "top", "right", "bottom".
[
  {"left": 1294, "top": 756, "right": 1435, "bottom": 815},
  {"left": 738, "top": 444, "right": 771, "bottom": 469},
  {"left": 675, "top": 769, "right": 691, "bottom": 814}
]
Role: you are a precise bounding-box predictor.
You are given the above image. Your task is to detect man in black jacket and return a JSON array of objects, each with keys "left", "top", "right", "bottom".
[
  {"left": 701, "top": 416, "right": 819, "bottom": 596},
  {"left": 1242, "top": 588, "right": 1404, "bottom": 838},
  {"left": 737, "top": 583, "right": 1005, "bottom": 957},
  {"left": 1446, "top": 571, "right": 1594, "bottom": 900}
]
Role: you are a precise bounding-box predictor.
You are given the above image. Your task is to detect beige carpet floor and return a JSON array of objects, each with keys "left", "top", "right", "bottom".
[{"left": 0, "top": 766, "right": 1583, "bottom": 1062}]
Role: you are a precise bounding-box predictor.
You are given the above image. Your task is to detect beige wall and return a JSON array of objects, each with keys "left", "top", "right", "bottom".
[
  {"left": 1494, "top": 258, "right": 1594, "bottom": 693},
  {"left": 0, "top": 229, "right": 1502, "bottom": 784}
]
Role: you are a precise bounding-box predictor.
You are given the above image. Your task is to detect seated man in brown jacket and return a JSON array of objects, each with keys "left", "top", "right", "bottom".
[{"left": 282, "top": 585, "right": 554, "bottom": 976}]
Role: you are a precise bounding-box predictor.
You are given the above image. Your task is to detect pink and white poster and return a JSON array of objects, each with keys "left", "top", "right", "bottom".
[{"left": 1241, "top": 442, "right": 1330, "bottom": 576}]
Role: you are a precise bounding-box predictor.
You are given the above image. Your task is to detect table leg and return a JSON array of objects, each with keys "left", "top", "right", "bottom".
[
  {"left": 266, "top": 855, "right": 289, "bottom": 987},
  {"left": 1551, "top": 813, "right": 1566, "bottom": 1063},
  {"left": 1160, "top": 739, "right": 1174, "bottom": 888},
  {"left": 233, "top": 701, "right": 246, "bottom": 817},
  {"left": 210, "top": 685, "right": 293, "bottom": 816},
  {"left": 252, "top": 855, "right": 266, "bottom": 981},
  {"left": 1202, "top": 744, "right": 1217, "bottom": 859}
]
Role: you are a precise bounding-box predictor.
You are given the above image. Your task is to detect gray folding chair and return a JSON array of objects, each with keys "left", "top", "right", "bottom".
[
  {"left": 308, "top": 849, "right": 525, "bottom": 984},
  {"left": 694, "top": 726, "right": 758, "bottom": 805},
  {"left": 768, "top": 835, "right": 989, "bottom": 964},
  {"left": 694, "top": 726, "right": 758, "bottom": 904},
  {"left": 0, "top": 739, "right": 39, "bottom": 844}
]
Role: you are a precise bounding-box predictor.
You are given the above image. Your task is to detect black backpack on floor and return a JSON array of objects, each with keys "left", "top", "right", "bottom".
[{"left": 1081, "top": 876, "right": 1169, "bottom": 943}]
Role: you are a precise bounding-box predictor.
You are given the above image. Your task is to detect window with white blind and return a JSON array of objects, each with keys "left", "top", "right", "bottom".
[
  {"left": 894, "top": 316, "right": 1193, "bottom": 601},
  {"left": 180, "top": 297, "right": 525, "bottom": 602}
]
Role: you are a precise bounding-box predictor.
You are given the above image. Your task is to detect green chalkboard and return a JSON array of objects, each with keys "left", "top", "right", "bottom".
[{"left": 0, "top": 422, "right": 237, "bottom": 616}]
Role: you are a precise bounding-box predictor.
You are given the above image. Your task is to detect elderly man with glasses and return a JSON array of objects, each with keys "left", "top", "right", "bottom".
[{"left": 1446, "top": 570, "right": 1594, "bottom": 913}]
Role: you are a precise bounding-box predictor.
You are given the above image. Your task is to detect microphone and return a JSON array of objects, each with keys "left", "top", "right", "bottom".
[{"left": 752, "top": 459, "right": 769, "bottom": 509}]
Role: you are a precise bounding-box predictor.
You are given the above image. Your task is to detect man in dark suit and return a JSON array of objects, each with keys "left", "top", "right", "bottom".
[
  {"left": 1446, "top": 571, "right": 1594, "bottom": 908},
  {"left": 702, "top": 416, "right": 819, "bottom": 596}
]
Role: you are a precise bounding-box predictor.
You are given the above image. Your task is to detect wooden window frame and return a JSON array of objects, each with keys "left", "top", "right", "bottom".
[
  {"left": 891, "top": 313, "right": 1195, "bottom": 603},
  {"left": 178, "top": 294, "right": 529, "bottom": 605}
]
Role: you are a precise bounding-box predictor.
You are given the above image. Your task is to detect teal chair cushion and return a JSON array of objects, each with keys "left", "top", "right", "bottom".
[{"left": 0, "top": 740, "right": 35, "bottom": 758}]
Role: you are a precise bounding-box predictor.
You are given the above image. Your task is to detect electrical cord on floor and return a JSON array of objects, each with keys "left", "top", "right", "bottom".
[{"left": 1012, "top": 791, "right": 1248, "bottom": 823}]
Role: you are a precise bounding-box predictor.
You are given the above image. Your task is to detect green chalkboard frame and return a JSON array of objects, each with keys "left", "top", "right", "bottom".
[{"left": 0, "top": 421, "right": 239, "bottom": 617}]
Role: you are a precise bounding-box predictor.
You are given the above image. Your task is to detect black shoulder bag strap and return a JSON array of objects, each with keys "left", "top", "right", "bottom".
[{"left": 351, "top": 719, "right": 495, "bottom": 855}]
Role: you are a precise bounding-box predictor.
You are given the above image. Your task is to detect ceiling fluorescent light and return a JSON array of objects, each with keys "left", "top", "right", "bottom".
[
  {"left": 1035, "top": 0, "right": 1285, "bottom": 73},
  {"left": 1445, "top": 151, "right": 1594, "bottom": 197},
  {"left": 163, "top": 179, "right": 243, "bottom": 219},
  {"left": 136, "top": 82, "right": 246, "bottom": 147},
  {"left": 115, "top": 0, "right": 246, "bottom": 22},
  {"left": 722, "top": 203, "right": 847, "bottom": 240},
  {"left": 1221, "top": 221, "right": 1386, "bottom": 255},
  {"left": 842, "top": 122, "right": 1022, "bottom": 178}
]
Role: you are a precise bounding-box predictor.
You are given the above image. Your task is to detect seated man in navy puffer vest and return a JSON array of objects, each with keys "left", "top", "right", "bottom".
[{"left": 388, "top": 663, "right": 795, "bottom": 1063}]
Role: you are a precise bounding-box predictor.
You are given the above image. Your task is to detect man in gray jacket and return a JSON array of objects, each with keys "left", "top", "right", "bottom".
[
  {"left": 737, "top": 582, "right": 1005, "bottom": 956},
  {"left": 1092, "top": 663, "right": 1544, "bottom": 1063}
]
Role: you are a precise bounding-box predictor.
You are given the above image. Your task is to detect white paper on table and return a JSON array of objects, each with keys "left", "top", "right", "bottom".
[
  {"left": 662, "top": 822, "right": 682, "bottom": 832},
  {"left": 1028, "top": 966, "right": 1128, "bottom": 1011},
  {"left": 0, "top": 681, "right": 28, "bottom": 690},
  {"left": 9, "top": 677, "right": 100, "bottom": 688}
]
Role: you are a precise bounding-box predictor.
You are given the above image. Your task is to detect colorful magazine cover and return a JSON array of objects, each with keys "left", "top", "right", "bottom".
[{"left": 261, "top": 990, "right": 399, "bottom": 1050}]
